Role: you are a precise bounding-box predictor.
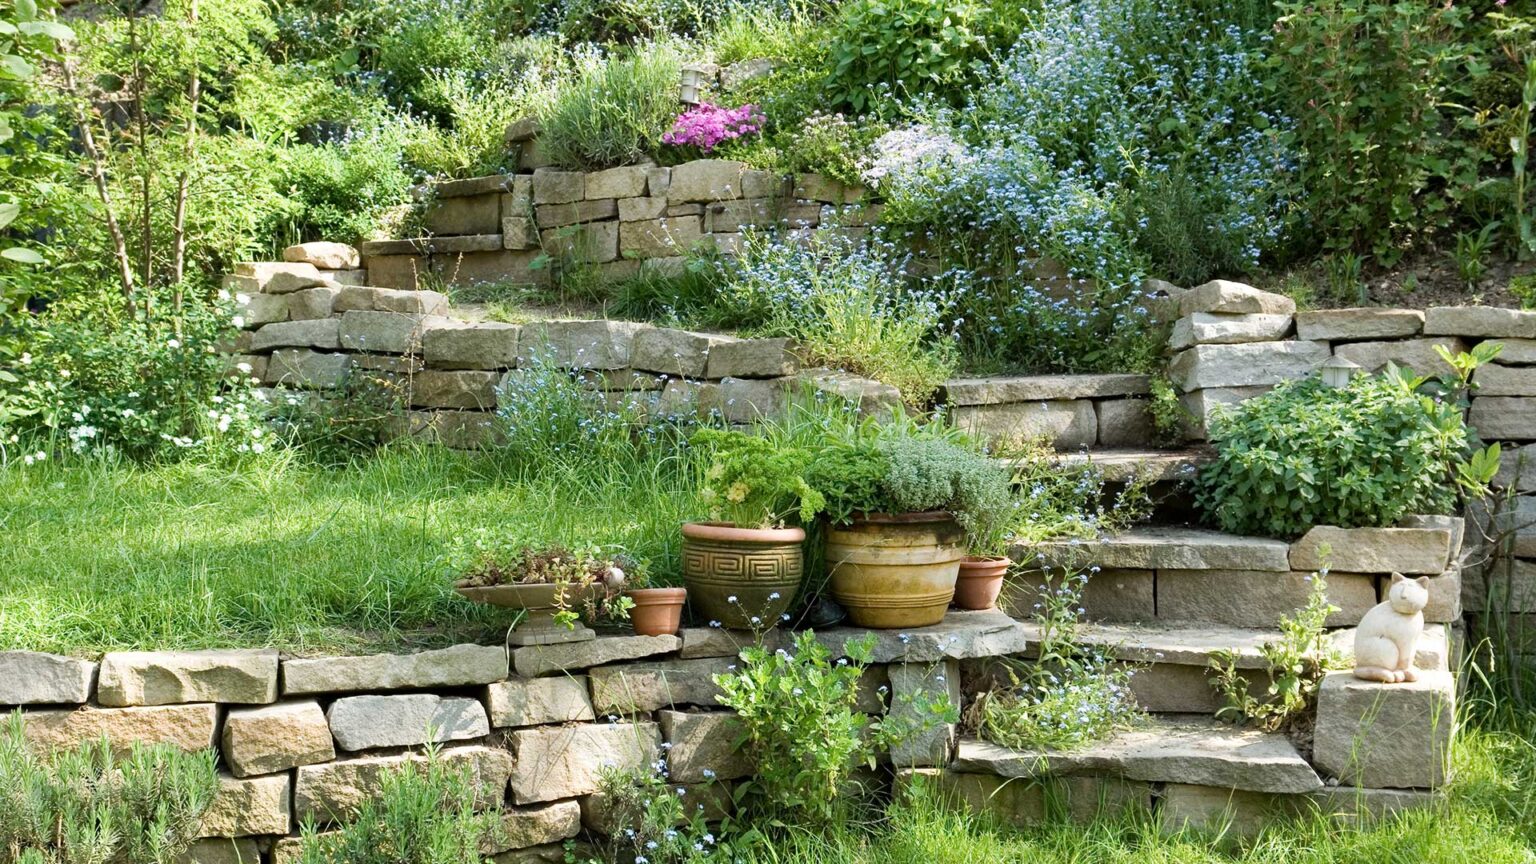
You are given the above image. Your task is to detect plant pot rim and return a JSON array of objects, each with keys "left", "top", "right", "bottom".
[
  {"left": 682, "top": 521, "right": 806, "bottom": 543},
  {"left": 628, "top": 586, "right": 688, "bottom": 601},
  {"left": 847, "top": 510, "right": 955, "bottom": 525},
  {"left": 960, "top": 554, "right": 1010, "bottom": 565}
]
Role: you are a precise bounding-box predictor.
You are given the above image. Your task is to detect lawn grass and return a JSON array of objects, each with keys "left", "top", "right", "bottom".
[{"left": 0, "top": 444, "right": 695, "bottom": 656}]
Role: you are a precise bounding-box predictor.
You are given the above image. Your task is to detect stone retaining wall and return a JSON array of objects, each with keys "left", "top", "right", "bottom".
[
  {"left": 0, "top": 609, "right": 1453, "bottom": 861},
  {"left": 360, "top": 161, "right": 873, "bottom": 291}
]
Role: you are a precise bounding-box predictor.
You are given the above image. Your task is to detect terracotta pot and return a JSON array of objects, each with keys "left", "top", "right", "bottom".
[
  {"left": 628, "top": 587, "right": 687, "bottom": 636},
  {"left": 826, "top": 511, "right": 966, "bottom": 628},
  {"left": 682, "top": 521, "right": 805, "bottom": 630},
  {"left": 454, "top": 581, "right": 604, "bottom": 646},
  {"left": 953, "top": 556, "right": 1010, "bottom": 610}
]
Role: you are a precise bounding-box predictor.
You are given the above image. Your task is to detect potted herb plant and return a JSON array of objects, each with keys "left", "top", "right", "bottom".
[
  {"left": 683, "top": 428, "right": 825, "bottom": 630},
  {"left": 809, "top": 429, "right": 1015, "bottom": 627},
  {"left": 451, "top": 535, "right": 633, "bottom": 645}
]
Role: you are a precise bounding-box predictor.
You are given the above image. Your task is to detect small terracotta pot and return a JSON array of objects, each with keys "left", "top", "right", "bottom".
[
  {"left": 628, "top": 587, "right": 688, "bottom": 636},
  {"left": 953, "top": 556, "right": 1010, "bottom": 611}
]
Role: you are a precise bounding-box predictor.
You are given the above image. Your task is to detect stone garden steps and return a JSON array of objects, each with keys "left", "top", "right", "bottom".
[
  {"left": 1040, "top": 447, "right": 1213, "bottom": 484},
  {"left": 952, "top": 716, "right": 1323, "bottom": 794},
  {"left": 1013, "top": 526, "right": 1293, "bottom": 572}
]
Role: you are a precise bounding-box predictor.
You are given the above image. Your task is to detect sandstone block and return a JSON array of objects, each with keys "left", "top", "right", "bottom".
[
  {"left": 631, "top": 328, "right": 730, "bottom": 377},
  {"left": 222, "top": 700, "right": 334, "bottom": 777},
  {"left": 580, "top": 783, "right": 731, "bottom": 835},
  {"left": 1461, "top": 558, "right": 1536, "bottom": 614},
  {"left": 507, "top": 722, "right": 659, "bottom": 804},
  {"left": 950, "top": 400, "right": 1097, "bottom": 450},
  {"left": 704, "top": 337, "right": 798, "bottom": 379},
  {"left": 287, "top": 286, "right": 339, "bottom": 320},
  {"left": 619, "top": 216, "right": 704, "bottom": 257},
  {"left": 360, "top": 255, "right": 424, "bottom": 290},
  {"left": 677, "top": 627, "right": 776, "bottom": 659},
  {"left": 705, "top": 197, "right": 776, "bottom": 232},
  {"left": 328, "top": 268, "right": 368, "bottom": 286},
  {"left": 339, "top": 310, "right": 450, "bottom": 354},
  {"left": 250, "top": 318, "right": 341, "bottom": 352},
  {"left": 0, "top": 652, "right": 95, "bottom": 705},
  {"left": 1169, "top": 312, "right": 1292, "bottom": 350},
  {"left": 1095, "top": 398, "right": 1154, "bottom": 448},
  {"left": 180, "top": 838, "right": 261, "bottom": 864},
  {"left": 585, "top": 166, "right": 647, "bottom": 199},
  {"left": 1156, "top": 570, "right": 1377, "bottom": 627},
  {"left": 1026, "top": 527, "right": 1291, "bottom": 572},
  {"left": 667, "top": 159, "right": 749, "bottom": 203},
  {"left": 618, "top": 196, "right": 667, "bottom": 222},
  {"left": 513, "top": 634, "right": 680, "bottom": 678},
  {"left": 284, "top": 242, "right": 359, "bottom": 270},
  {"left": 1127, "top": 662, "right": 1258, "bottom": 714},
  {"left": 534, "top": 199, "right": 618, "bottom": 229},
  {"left": 1333, "top": 337, "right": 1465, "bottom": 375},
  {"left": 532, "top": 169, "right": 584, "bottom": 205},
  {"left": 1493, "top": 338, "right": 1536, "bottom": 365},
  {"left": 646, "top": 166, "right": 671, "bottom": 196},
  {"left": 502, "top": 217, "right": 538, "bottom": 250},
  {"left": 429, "top": 410, "right": 507, "bottom": 450},
  {"left": 265, "top": 349, "right": 351, "bottom": 389},
  {"left": 1471, "top": 396, "right": 1536, "bottom": 440},
  {"left": 283, "top": 644, "right": 508, "bottom": 695},
  {"left": 234, "top": 261, "right": 322, "bottom": 292},
  {"left": 588, "top": 657, "right": 734, "bottom": 714},
  {"left": 201, "top": 773, "right": 292, "bottom": 838},
  {"left": 794, "top": 174, "right": 863, "bottom": 204},
  {"left": 326, "top": 694, "right": 489, "bottom": 751},
  {"left": 655, "top": 378, "right": 721, "bottom": 417},
  {"left": 942, "top": 374, "right": 1150, "bottom": 405},
  {"left": 887, "top": 660, "right": 960, "bottom": 768},
  {"left": 338, "top": 286, "right": 451, "bottom": 316},
  {"left": 718, "top": 377, "right": 786, "bottom": 423},
  {"left": 540, "top": 221, "right": 619, "bottom": 264},
  {"left": 23, "top": 704, "right": 217, "bottom": 753},
  {"left": 798, "top": 369, "right": 904, "bottom": 417},
  {"left": 1179, "top": 386, "right": 1269, "bottom": 439},
  {"left": 903, "top": 769, "right": 1152, "bottom": 828},
  {"left": 505, "top": 117, "right": 541, "bottom": 144},
  {"left": 815, "top": 609, "right": 1029, "bottom": 664},
  {"left": 1473, "top": 363, "right": 1536, "bottom": 396},
  {"left": 296, "top": 745, "right": 514, "bottom": 823},
  {"left": 659, "top": 710, "right": 751, "bottom": 782},
  {"left": 1494, "top": 443, "right": 1536, "bottom": 490},
  {"left": 429, "top": 249, "right": 548, "bottom": 287},
  {"left": 1001, "top": 569, "right": 1155, "bottom": 623},
  {"left": 1159, "top": 783, "right": 1287, "bottom": 840},
  {"left": 486, "top": 801, "right": 582, "bottom": 853},
  {"left": 1425, "top": 306, "right": 1536, "bottom": 339},
  {"left": 486, "top": 677, "right": 595, "bottom": 727},
  {"left": 1383, "top": 567, "right": 1462, "bottom": 624},
  {"left": 1178, "top": 280, "right": 1295, "bottom": 316},
  {"left": 97, "top": 649, "right": 278, "bottom": 707},
  {"left": 1290, "top": 525, "right": 1452, "bottom": 575},
  {"left": 411, "top": 370, "right": 501, "bottom": 410},
  {"left": 1313, "top": 670, "right": 1455, "bottom": 788},
  {"left": 1168, "top": 341, "right": 1330, "bottom": 391},
  {"left": 234, "top": 292, "right": 288, "bottom": 327},
  {"left": 424, "top": 193, "right": 500, "bottom": 236},
  {"left": 1296, "top": 308, "right": 1423, "bottom": 341},
  {"left": 435, "top": 174, "right": 515, "bottom": 198},
  {"left": 516, "top": 320, "right": 647, "bottom": 370},
  {"left": 424, "top": 321, "right": 520, "bottom": 370}
]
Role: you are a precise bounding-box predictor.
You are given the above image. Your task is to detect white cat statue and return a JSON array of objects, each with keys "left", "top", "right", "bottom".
[{"left": 1352, "top": 572, "right": 1430, "bottom": 683}]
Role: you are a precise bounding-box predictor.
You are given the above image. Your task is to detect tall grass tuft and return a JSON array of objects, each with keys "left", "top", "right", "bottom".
[{"left": 539, "top": 42, "right": 683, "bottom": 169}]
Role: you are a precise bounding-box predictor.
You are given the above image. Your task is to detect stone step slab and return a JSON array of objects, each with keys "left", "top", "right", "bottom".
[
  {"left": 22, "top": 703, "right": 218, "bottom": 753},
  {"left": 1155, "top": 569, "right": 1377, "bottom": 628},
  {"left": 952, "top": 717, "right": 1322, "bottom": 794},
  {"left": 1169, "top": 312, "right": 1292, "bottom": 350},
  {"left": 1041, "top": 448, "right": 1213, "bottom": 484},
  {"left": 338, "top": 310, "right": 452, "bottom": 354},
  {"left": 1290, "top": 525, "right": 1452, "bottom": 575},
  {"left": 1168, "top": 340, "right": 1330, "bottom": 391},
  {"left": 284, "top": 242, "right": 360, "bottom": 270},
  {"left": 1425, "top": 306, "right": 1536, "bottom": 339},
  {"left": 507, "top": 721, "right": 659, "bottom": 804},
  {"left": 815, "top": 609, "right": 1030, "bottom": 663},
  {"left": 333, "top": 285, "right": 450, "bottom": 316},
  {"left": 0, "top": 652, "right": 95, "bottom": 705},
  {"left": 97, "top": 649, "right": 278, "bottom": 707},
  {"left": 423, "top": 321, "right": 521, "bottom": 370},
  {"left": 1178, "top": 281, "right": 1295, "bottom": 317},
  {"left": 513, "top": 634, "right": 680, "bottom": 678},
  {"left": 516, "top": 320, "right": 648, "bottom": 370},
  {"left": 1019, "top": 527, "right": 1291, "bottom": 572},
  {"left": 631, "top": 327, "right": 734, "bottom": 378},
  {"left": 200, "top": 773, "right": 292, "bottom": 838},
  {"left": 951, "top": 400, "right": 1096, "bottom": 451},
  {"left": 486, "top": 676, "right": 596, "bottom": 728},
  {"left": 1312, "top": 670, "right": 1455, "bottom": 789},
  {"left": 941, "top": 374, "right": 1150, "bottom": 406},
  {"left": 326, "top": 694, "right": 490, "bottom": 751},
  {"left": 1295, "top": 308, "right": 1424, "bottom": 341},
  {"left": 222, "top": 700, "right": 335, "bottom": 777},
  {"left": 295, "top": 745, "right": 513, "bottom": 823},
  {"left": 282, "top": 644, "right": 507, "bottom": 695}
]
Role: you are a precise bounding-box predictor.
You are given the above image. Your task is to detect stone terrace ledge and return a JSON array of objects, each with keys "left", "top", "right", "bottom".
[{"left": 940, "top": 374, "right": 1152, "bottom": 406}]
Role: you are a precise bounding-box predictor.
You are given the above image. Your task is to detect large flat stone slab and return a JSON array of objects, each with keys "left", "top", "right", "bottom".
[
  {"left": 1178, "top": 281, "right": 1296, "bottom": 317},
  {"left": 588, "top": 657, "right": 733, "bottom": 714},
  {"left": 1020, "top": 527, "right": 1291, "bottom": 572},
  {"left": 816, "top": 610, "right": 1030, "bottom": 663},
  {"left": 486, "top": 677, "right": 596, "bottom": 727},
  {"left": 941, "top": 374, "right": 1151, "bottom": 406},
  {"left": 1290, "top": 526, "right": 1451, "bottom": 575},
  {"left": 222, "top": 700, "right": 335, "bottom": 777},
  {"left": 1473, "top": 363, "right": 1536, "bottom": 396},
  {"left": 486, "top": 801, "right": 583, "bottom": 853},
  {"left": 295, "top": 745, "right": 513, "bottom": 823},
  {"left": 23, "top": 703, "right": 217, "bottom": 753},
  {"left": 512, "top": 634, "right": 679, "bottom": 678},
  {"left": 507, "top": 722, "right": 659, "bottom": 804},
  {"left": 1313, "top": 670, "right": 1455, "bottom": 789},
  {"left": 283, "top": 644, "right": 508, "bottom": 695},
  {"left": 1470, "top": 397, "right": 1536, "bottom": 440},
  {"left": 98, "top": 649, "right": 278, "bottom": 707},
  {"left": 1333, "top": 337, "right": 1464, "bottom": 375},
  {"left": 326, "top": 694, "right": 490, "bottom": 751},
  {"left": 1425, "top": 306, "right": 1536, "bottom": 339},
  {"left": 1169, "top": 313, "right": 1292, "bottom": 350},
  {"left": 0, "top": 652, "right": 95, "bottom": 705},
  {"left": 952, "top": 718, "right": 1322, "bottom": 794},
  {"left": 1295, "top": 308, "right": 1423, "bottom": 341},
  {"left": 1168, "top": 341, "right": 1330, "bottom": 391}
]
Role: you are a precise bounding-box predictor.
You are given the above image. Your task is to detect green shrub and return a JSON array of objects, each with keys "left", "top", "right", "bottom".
[
  {"left": 0, "top": 712, "right": 218, "bottom": 864},
  {"left": 689, "top": 427, "right": 824, "bottom": 528},
  {"left": 539, "top": 44, "right": 682, "bottom": 169},
  {"left": 825, "top": 0, "right": 992, "bottom": 114},
  {"left": 1196, "top": 374, "right": 1470, "bottom": 539},
  {"left": 275, "top": 124, "right": 414, "bottom": 246},
  {"left": 298, "top": 748, "right": 501, "bottom": 864}
]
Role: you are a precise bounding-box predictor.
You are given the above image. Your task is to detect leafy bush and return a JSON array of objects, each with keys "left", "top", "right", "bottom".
[
  {"left": 825, "top": 0, "right": 992, "bottom": 114},
  {"left": 714, "top": 233, "right": 958, "bottom": 404},
  {"left": 0, "top": 712, "right": 219, "bottom": 864},
  {"left": 297, "top": 749, "right": 501, "bottom": 864},
  {"left": 1003, "top": 440, "right": 1154, "bottom": 543},
  {"left": 1196, "top": 374, "right": 1470, "bottom": 539},
  {"left": 539, "top": 44, "right": 682, "bottom": 169},
  {"left": 274, "top": 125, "right": 414, "bottom": 247},
  {"left": 689, "top": 427, "right": 824, "bottom": 528}
]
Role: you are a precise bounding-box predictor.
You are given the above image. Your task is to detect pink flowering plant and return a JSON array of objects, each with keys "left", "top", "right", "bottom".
[{"left": 660, "top": 102, "right": 765, "bottom": 155}]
